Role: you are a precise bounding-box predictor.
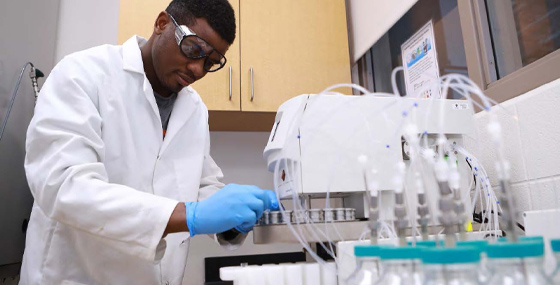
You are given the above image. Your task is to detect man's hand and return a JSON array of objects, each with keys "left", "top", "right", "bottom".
[
  {"left": 184, "top": 184, "right": 279, "bottom": 236},
  {"left": 234, "top": 190, "right": 278, "bottom": 233}
]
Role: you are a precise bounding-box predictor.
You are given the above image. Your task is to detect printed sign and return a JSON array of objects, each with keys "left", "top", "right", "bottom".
[{"left": 401, "top": 21, "right": 441, "bottom": 98}]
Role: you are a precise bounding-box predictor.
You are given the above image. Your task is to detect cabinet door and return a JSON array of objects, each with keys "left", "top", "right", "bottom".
[
  {"left": 240, "top": 0, "right": 352, "bottom": 112},
  {"left": 189, "top": 0, "right": 240, "bottom": 111},
  {"left": 118, "top": 0, "right": 167, "bottom": 43},
  {"left": 118, "top": 0, "right": 241, "bottom": 111}
]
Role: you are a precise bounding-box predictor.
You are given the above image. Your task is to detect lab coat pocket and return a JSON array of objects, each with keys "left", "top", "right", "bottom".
[
  {"left": 160, "top": 233, "right": 191, "bottom": 284},
  {"left": 173, "top": 157, "right": 204, "bottom": 202}
]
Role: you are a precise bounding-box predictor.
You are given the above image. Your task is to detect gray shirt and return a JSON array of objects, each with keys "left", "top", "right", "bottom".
[{"left": 153, "top": 92, "right": 177, "bottom": 135}]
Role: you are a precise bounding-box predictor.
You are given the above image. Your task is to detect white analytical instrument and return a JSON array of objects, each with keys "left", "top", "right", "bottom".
[{"left": 254, "top": 94, "right": 475, "bottom": 244}]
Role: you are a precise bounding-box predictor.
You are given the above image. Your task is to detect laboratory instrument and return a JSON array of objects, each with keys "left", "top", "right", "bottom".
[
  {"left": 224, "top": 67, "right": 555, "bottom": 285},
  {"left": 256, "top": 94, "right": 479, "bottom": 245}
]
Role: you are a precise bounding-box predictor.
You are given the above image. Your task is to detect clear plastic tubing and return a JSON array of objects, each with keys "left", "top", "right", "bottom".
[
  {"left": 550, "top": 239, "right": 560, "bottom": 284},
  {"left": 347, "top": 245, "right": 388, "bottom": 285},
  {"left": 421, "top": 246, "right": 482, "bottom": 285},
  {"left": 486, "top": 240, "right": 551, "bottom": 285},
  {"left": 375, "top": 246, "right": 422, "bottom": 285},
  {"left": 457, "top": 240, "right": 489, "bottom": 283}
]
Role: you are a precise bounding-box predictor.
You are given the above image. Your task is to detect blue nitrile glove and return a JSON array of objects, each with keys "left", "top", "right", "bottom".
[
  {"left": 234, "top": 190, "right": 279, "bottom": 233},
  {"left": 185, "top": 184, "right": 280, "bottom": 236}
]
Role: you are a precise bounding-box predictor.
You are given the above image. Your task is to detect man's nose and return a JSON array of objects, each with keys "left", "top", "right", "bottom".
[{"left": 187, "top": 58, "right": 206, "bottom": 80}]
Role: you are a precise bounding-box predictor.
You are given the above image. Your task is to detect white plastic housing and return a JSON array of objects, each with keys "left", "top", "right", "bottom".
[{"left": 264, "top": 94, "right": 474, "bottom": 199}]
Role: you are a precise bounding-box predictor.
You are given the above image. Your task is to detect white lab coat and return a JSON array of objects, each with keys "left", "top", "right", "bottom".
[{"left": 20, "top": 36, "right": 244, "bottom": 285}]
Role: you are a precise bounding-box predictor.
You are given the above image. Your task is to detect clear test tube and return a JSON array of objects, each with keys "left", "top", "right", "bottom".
[
  {"left": 284, "top": 264, "right": 304, "bottom": 285},
  {"left": 220, "top": 266, "right": 242, "bottom": 284},
  {"left": 308, "top": 209, "right": 323, "bottom": 223},
  {"left": 269, "top": 211, "right": 282, "bottom": 224},
  {"left": 321, "top": 262, "right": 337, "bottom": 285},
  {"left": 263, "top": 265, "right": 284, "bottom": 285},
  {"left": 324, "top": 208, "right": 335, "bottom": 222},
  {"left": 345, "top": 208, "right": 355, "bottom": 221},
  {"left": 282, "top": 210, "right": 293, "bottom": 224},
  {"left": 249, "top": 266, "right": 265, "bottom": 285},
  {"left": 292, "top": 210, "right": 307, "bottom": 224},
  {"left": 303, "top": 263, "right": 321, "bottom": 285},
  {"left": 334, "top": 208, "right": 346, "bottom": 221},
  {"left": 261, "top": 211, "right": 270, "bottom": 225}
]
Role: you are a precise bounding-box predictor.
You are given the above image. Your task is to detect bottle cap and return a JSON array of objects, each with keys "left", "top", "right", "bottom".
[
  {"left": 498, "top": 236, "right": 543, "bottom": 244},
  {"left": 354, "top": 245, "right": 392, "bottom": 257},
  {"left": 421, "top": 246, "right": 481, "bottom": 264},
  {"left": 486, "top": 241, "right": 544, "bottom": 259},
  {"left": 379, "top": 246, "right": 421, "bottom": 260}
]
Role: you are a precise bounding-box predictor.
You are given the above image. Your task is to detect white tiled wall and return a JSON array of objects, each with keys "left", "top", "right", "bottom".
[
  {"left": 1, "top": 0, "right": 61, "bottom": 273},
  {"left": 464, "top": 78, "right": 560, "bottom": 214},
  {"left": 54, "top": 0, "right": 120, "bottom": 63}
]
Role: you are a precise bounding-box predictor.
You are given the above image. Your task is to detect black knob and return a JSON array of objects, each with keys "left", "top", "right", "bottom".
[{"left": 35, "top": 68, "right": 44, "bottom": 78}]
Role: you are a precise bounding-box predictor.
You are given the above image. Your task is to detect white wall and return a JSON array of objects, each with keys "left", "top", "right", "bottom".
[
  {"left": 345, "top": 0, "right": 418, "bottom": 63},
  {"left": 54, "top": 0, "right": 120, "bottom": 63},
  {"left": 0, "top": 0, "right": 61, "bottom": 270},
  {"left": 464, "top": 78, "right": 560, "bottom": 216},
  {"left": 209, "top": 132, "right": 274, "bottom": 189}
]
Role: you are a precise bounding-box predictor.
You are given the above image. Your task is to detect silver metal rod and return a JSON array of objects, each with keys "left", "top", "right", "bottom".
[
  {"left": 31, "top": 67, "right": 40, "bottom": 101},
  {"left": 228, "top": 66, "right": 232, "bottom": 100},
  {"left": 250, "top": 67, "right": 254, "bottom": 102},
  {"left": 0, "top": 62, "right": 33, "bottom": 142}
]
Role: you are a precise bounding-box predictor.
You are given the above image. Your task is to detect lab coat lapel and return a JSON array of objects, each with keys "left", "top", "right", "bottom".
[
  {"left": 122, "top": 36, "right": 145, "bottom": 74},
  {"left": 159, "top": 88, "right": 198, "bottom": 154},
  {"left": 142, "top": 79, "right": 161, "bottom": 125},
  {"left": 122, "top": 36, "right": 161, "bottom": 124}
]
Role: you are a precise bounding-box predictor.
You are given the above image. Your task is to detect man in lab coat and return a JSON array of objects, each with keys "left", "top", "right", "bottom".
[{"left": 20, "top": 0, "right": 278, "bottom": 284}]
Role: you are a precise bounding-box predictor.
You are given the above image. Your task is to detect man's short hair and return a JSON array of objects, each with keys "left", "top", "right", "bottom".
[{"left": 166, "top": 0, "right": 236, "bottom": 45}]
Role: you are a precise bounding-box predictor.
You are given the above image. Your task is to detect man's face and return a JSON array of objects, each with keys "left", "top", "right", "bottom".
[{"left": 152, "top": 13, "right": 230, "bottom": 94}]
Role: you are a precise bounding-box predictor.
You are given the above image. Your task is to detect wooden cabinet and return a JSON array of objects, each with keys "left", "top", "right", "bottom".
[
  {"left": 240, "top": 0, "right": 351, "bottom": 112},
  {"left": 189, "top": 0, "right": 241, "bottom": 111},
  {"left": 118, "top": 0, "right": 351, "bottom": 128},
  {"left": 118, "top": 0, "right": 167, "bottom": 44}
]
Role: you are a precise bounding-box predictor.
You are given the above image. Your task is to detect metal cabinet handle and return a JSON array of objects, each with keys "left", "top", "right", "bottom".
[
  {"left": 250, "top": 68, "right": 254, "bottom": 102},
  {"left": 228, "top": 66, "right": 232, "bottom": 101}
]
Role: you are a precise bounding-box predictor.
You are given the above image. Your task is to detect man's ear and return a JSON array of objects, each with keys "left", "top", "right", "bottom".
[{"left": 154, "top": 11, "right": 170, "bottom": 35}]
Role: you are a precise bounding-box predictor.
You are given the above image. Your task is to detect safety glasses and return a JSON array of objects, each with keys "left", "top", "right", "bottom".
[{"left": 168, "top": 13, "right": 227, "bottom": 72}]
